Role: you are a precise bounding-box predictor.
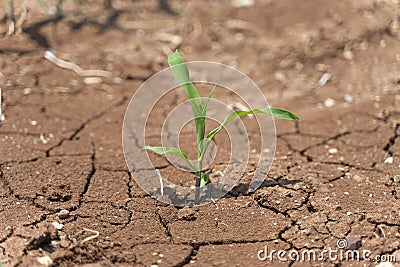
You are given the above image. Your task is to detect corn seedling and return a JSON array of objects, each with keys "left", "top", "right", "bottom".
[{"left": 142, "top": 50, "right": 299, "bottom": 204}]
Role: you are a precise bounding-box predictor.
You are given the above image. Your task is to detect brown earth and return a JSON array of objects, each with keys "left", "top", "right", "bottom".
[{"left": 1, "top": 0, "right": 400, "bottom": 266}]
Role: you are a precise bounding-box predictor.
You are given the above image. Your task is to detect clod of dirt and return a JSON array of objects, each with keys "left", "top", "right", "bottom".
[
  {"left": 41, "top": 184, "right": 72, "bottom": 202},
  {"left": 26, "top": 225, "right": 57, "bottom": 251},
  {"left": 254, "top": 187, "right": 305, "bottom": 213},
  {"left": 177, "top": 207, "right": 197, "bottom": 221}
]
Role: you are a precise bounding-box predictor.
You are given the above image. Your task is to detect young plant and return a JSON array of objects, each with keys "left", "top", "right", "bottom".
[{"left": 142, "top": 50, "right": 299, "bottom": 204}]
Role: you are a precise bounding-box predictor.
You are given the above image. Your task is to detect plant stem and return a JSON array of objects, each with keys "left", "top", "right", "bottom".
[{"left": 195, "top": 160, "right": 202, "bottom": 204}]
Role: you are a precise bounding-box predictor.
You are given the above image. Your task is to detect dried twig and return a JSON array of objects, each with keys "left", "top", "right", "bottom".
[
  {"left": 44, "top": 50, "right": 112, "bottom": 78},
  {"left": 15, "top": 5, "right": 28, "bottom": 34},
  {"left": 79, "top": 228, "right": 99, "bottom": 245}
]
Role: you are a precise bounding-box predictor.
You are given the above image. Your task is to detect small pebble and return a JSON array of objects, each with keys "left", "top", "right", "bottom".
[
  {"left": 23, "top": 87, "right": 32, "bottom": 95},
  {"left": 37, "top": 256, "right": 53, "bottom": 266},
  {"left": 40, "top": 134, "right": 48, "bottom": 144},
  {"left": 343, "top": 50, "right": 354, "bottom": 60},
  {"left": 57, "top": 209, "right": 70, "bottom": 219},
  {"left": 52, "top": 221, "right": 64, "bottom": 230},
  {"left": 328, "top": 148, "right": 338, "bottom": 154},
  {"left": 30, "top": 120, "right": 38, "bottom": 126},
  {"left": 324, "top": 98, "right": 336, "bottom": 108},
  {"left": 318, "top": 73, "right": 331, "bottom": 87},
  {"left": 393, "top": 175, "right": 400, "bottom": 183},
  {"left": 384, "top": 157, "right": 393, "bottom": 164},
  {"left": 344, "top": 192, "right": 349, "bottom": 196},
  {"left": 113, "top": 77, "right": 122, "bottom": 84},
  {"left": 344, "top": 94, "right": 354, "bottom": 103},
  {"left": 346, "top": 211, "right": 352, "bottom": 215}
]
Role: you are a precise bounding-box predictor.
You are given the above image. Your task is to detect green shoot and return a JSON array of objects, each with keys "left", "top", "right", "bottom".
[{"left": 142, "top": 50, "right": 299, "bottom": 204}]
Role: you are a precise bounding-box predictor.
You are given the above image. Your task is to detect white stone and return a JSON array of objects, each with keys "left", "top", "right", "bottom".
[
  {"left": 328, "top": 148, "right": 338, "bottom": 154},
  {"left": 318, "top": 73, "right": 331, "bottom": 87},
  {"left": 52, "top": 221, "right": 64, "bottom": 230},
  {"left": 384, "top": 157, "right": 393, "bottom": 164},
  {"left": 343, "top": 50, "right": 354, "bottom": 60},
  {"left": 37, "top": 256, "right": 53, "bottom": 266},
  {"left": 324, "top": 98, "right": 336, "bottom": 108},
  {"left": 23, "top": 87, "right": 32, "bottom": 95},
  {"left": 344, "top": 94, "right": 354, "bottom": 103}
]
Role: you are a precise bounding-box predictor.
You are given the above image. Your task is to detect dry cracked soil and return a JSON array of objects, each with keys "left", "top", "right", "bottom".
[{"left": 0, "top": 0, "right": 400, "bottom": 266}]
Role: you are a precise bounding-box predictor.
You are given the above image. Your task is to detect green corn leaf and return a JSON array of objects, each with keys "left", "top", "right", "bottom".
[
  {"left": 202, "top": 83, "right": 217, "bottom": 116},
  {"left": 207, "top": 108, "right": 300, "bottom": 140},
  {"left": 168, "top": 50, "right": 205, "bottom": 157},
  {"left": 142, "top": 145, "right": 198, "bottom": 172}
]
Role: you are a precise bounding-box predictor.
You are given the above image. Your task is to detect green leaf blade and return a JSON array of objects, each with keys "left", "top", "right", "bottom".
[
  {"left": 207, "top": 108, "right": 299, "bottom": 140},
  {"left": 168, "top": 50, "right": 206, "bottom": 157},
  {"left": 142, "top": 145, "right": 198, "bottom": 172},
  {"left": 202, "top": 83, "right": 217, "bottom": 116}
]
